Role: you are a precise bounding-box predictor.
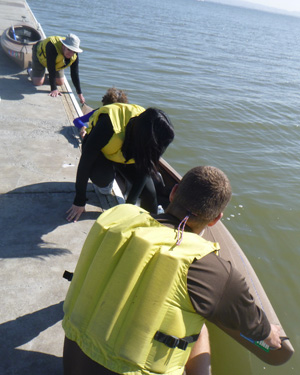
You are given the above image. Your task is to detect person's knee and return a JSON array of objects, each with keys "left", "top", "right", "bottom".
[
  {"left": 56, "top": 77, "right": 65, "bottom": 86},
  {"left": 31, "top": 76, "right": 45, "bottom": 86}
]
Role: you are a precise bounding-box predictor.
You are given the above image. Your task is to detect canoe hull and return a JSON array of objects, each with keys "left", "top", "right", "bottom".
[{"left": 1, "top": 24, "right": 43, "bottom": 70}]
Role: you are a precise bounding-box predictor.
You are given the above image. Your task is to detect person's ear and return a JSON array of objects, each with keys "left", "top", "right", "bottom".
[
  {"left": 207, "top": 212, "right": 223, "bottom": 227},
  {"left": 169, "top": 184, "right": 179, "bottom": 202}
]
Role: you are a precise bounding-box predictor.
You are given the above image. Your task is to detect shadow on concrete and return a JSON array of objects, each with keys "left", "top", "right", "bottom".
[
  {"left": 0, "top": 73, "right": 52, "bottom": 101},
  {"left": 0, "top": 47, "right": 36, "bottom": 99},
  {"left": 0, "top": 47, "right": 50, "bottom": 100},
  {"left": 58, "top": 125, "right": 80, "bottom": 149},
  {"left": 0, "top": 301, "right": 64, "bottom": 375},
  {"left": 0, "top": 75, "right": 41, "bottom": 100},
  {"left": 0, "top": 181, "right": 101, "bottom": 259}
]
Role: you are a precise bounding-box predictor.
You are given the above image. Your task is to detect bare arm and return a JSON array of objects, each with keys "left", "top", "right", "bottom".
[{"left": 185, "top": 324, "right": 211, "bottom": 375}]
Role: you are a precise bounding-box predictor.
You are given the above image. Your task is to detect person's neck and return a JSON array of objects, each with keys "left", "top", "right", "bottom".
[{"left": 165, "top": 207, "right": 206, "bottom": 235}]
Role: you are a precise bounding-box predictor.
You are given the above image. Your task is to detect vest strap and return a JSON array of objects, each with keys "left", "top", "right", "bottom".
[
  {"left": 63, "top": 270, "right": 73, "bottom": 281},
  {"left": 154, "top": 331, "right": 199, "bottom": 351}
]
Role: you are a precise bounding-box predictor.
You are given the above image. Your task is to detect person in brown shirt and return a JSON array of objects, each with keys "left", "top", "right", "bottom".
[{"left": 63, "top": 166, "right": 281, "bottom": 375}]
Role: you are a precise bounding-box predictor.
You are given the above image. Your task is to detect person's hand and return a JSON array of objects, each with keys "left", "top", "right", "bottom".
[
  {"left": 49, "top": 89, "right": 62, "bottom": 98},
  {"left": 264, "top": 324, "right": 282, "bottom": 349},
  {"left": 79, "top": 127, "right": 87, "bottom": 139},
  {"left": 78, "top": 93, "right": 85, "bottom": 104},
  {"left": 66, "top": 204, "right": 85, "bottom": 222}
]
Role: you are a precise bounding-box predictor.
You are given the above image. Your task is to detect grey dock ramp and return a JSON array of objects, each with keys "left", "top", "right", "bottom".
[{"left": 0, "top": 1, "right": 117, "bottom": 374}]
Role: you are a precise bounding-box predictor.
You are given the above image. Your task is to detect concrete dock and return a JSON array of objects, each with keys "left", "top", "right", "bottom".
[{"left": 0, "top": 1, "right": 116, "bottom": 373}]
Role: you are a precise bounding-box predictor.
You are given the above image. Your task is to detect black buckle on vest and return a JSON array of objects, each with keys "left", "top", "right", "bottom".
[
  {"left": 154, "top": 331, "right": 189, "bottom": 351},
  {"left": 63, "top": 270, "right": 73, "bottom": 281},
  {"left": 166, "top": 335, "right": 180, "bottom": 349},
  {"left": 178, "top": 339, "right": 188, "bottom": 351}
]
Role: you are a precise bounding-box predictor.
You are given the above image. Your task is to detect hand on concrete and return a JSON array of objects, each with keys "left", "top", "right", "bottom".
[
  {"left": 264, "top": 324, "right": 282, "bottom": 349},
  {"left": 78, "top": 93, "right": 85, "bottom": 104},
  {"left": 66, "top": 204, "right": 86, "bottom": 222},
  {"left": 49, "top": 89, "right": 62, "bottom": 98}
]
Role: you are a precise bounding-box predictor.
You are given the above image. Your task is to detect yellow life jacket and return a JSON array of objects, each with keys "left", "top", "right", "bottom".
[
  {"left": 36, "top": 36, "right": 77, "bottom": 70},
  {"left": 86, "top": 103, "right": 145, "bottom": 164},
  {"left": 63, "top": 204, "right": 219, "bottom": 375}
]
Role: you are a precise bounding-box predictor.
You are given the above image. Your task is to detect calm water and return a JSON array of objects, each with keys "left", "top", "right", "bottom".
[{"left": 28, "top": 0, "right": 300, "bottom": 373}]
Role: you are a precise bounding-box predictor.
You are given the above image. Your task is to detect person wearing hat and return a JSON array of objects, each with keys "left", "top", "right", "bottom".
[{"left": 28, "top": 33, "right": 85, "bottom": 103}]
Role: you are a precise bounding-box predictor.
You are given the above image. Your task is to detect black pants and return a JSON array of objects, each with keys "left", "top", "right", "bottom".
[
  {"left": 63, "top": 336, "right": 118, "bottom": 375},
  {"left": 86, "top": 150, "right": 157, "bottom": 213}
]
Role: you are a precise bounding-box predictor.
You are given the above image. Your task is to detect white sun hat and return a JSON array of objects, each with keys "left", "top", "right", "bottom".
[{"left": 61, "top": 33, "right": 83, "bottom": 53}]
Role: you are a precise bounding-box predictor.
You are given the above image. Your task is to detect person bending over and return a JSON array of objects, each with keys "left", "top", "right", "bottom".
[
  {"left": 66, "top": 103, "right": 174, "bottom": 221},
  {"left": 62, "top": 166, "right": 281, "bottom": 375},
  {"left": 73, "top": 87, "right": 128, "bottom": 139}
]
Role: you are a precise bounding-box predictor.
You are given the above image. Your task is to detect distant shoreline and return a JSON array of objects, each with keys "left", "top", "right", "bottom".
[{"left": 206, "top": 0, "right": 300, "bottom": 18}]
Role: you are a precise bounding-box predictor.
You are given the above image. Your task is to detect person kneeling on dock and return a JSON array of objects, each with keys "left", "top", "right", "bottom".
[
  {"left": 28, "top": 33, "right": 85, "bottom": 103},
  {"left": 62, "top": 166, "right": 281, "bottom": 375},
  {"left": 66, "top": 103, "right": 175, "bottom": 222}
]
